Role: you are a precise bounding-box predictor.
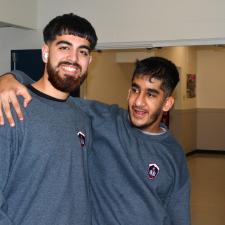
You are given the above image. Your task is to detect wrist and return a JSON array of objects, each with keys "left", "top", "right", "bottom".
[{"left": 0, "top": 73, "right": 16, "bottom": 81}]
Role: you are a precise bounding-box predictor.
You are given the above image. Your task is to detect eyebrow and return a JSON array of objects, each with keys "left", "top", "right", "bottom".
[
  {"left": 146, "top": 88, "right": 160, "bottom": 95},
  {"left": 132, "top": 82, "right": 160, "bottom": 95},
  {"left": 56, "top": 40, "right": 72, "bottom": 46},
  {"left": 56, "top": 41, "right": 91, "bottom": 51},
  {"left": 79, "top": 45, "right": 91, "bottom": 52}
]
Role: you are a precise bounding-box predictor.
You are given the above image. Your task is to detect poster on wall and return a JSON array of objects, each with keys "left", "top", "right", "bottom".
[{"left": 186, "top": 74, "right": 196, "bottom": 98}]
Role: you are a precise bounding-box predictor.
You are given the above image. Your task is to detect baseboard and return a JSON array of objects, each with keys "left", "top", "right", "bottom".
[{"left": 186, "top": 149, "right": 225, "bottom": 157}]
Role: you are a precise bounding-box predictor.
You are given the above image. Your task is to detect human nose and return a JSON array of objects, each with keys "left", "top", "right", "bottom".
[
  {"left": 134, "top": 92, "right": 146, "bottom": 107},
  {"left": 67, "top": 49, "right": 78, "bottom": 63}
]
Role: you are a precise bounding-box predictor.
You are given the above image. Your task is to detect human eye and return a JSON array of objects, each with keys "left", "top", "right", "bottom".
[
  {"left": 131, "top": 86, "right": 139, "bottom": 93},
  {"left": 58, "top": 45, "right": 70, "bottom": 51},
  {"left": 79, "top": 49, "right": 90, "bottom": 56},
  {"left": 147, "top": 91, "right": 156, "bottom": 98}
]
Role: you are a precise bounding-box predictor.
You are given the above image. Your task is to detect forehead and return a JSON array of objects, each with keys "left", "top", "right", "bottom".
[
  {"left": 132, "top": 75, "right": 162, "bottom": 89},
  {"left": 51, "top": 34, "right": 91, "bottom": 47}
]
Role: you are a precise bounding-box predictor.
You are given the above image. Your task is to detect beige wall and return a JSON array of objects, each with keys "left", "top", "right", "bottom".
[
  {"left": 168, "top": 47, "right": 225, "bottom": 152},
  {"left": 86, "top": 51, "right": 134, "bottom": 108},
  {"left": 197, "top": 46, "right": 225, "bottom": 109},
  {"left": 85, "top": 46, "right": 225, "bottom": 153},
  {"left": 87, "top": 46, "right": 198, "bottom": 109},
  {"left": 196, "top": 47, "right": 225, "bottom": 150},
  {"left": 155, "top": 47, "right": 197, "bottom": 110},
  {"left": 154, "top": 47, "right": 197, "bottom": 152}
]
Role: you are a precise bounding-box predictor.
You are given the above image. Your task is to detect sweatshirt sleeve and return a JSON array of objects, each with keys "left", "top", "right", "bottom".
[
  {"left": 10, "top": 70, "right": 34, "bottom": 85},
  {"left": 0, "top": 125, "right": 18, "bottom": 225},
  {"left": 71, "top": 97, "right": 120, "bottom": 121}
]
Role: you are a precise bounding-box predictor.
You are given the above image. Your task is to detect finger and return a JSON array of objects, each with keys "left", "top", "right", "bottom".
[
  {"left": 16, "top": 87, "right": 32, "bottom": 108},
  {"left": 2, "top": 97, "right": 15, "bottom": 127},
  {"left": 23, "top": 95, "right": 32, "bottom": 108},
  {"left": 0, "top": 100, "right": 4, "bottom": 126},
  {"left": 9, "top": 93, "right": 24, "bottom": 121}
]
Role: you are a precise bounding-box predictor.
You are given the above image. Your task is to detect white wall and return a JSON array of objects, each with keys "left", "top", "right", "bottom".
[
  {"left": 0, "top": 0, "right": 37, "bottom": 28},
  {"left": 36, "top": 0, "right": 225, "bottom": 48},
  {"left": 1, "top": 0, "right": 225, "bottom": 73},
  {"left": 0, "top": 28, "right": 41, "bottom": 74}
]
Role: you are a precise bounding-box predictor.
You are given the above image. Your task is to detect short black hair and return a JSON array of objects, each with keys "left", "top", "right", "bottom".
[
  {"left": 43, "top": 13, "right": 98, "bottom": 50},
  {"left": 132, "top": 56, "right": 179, "bottom": 96}
]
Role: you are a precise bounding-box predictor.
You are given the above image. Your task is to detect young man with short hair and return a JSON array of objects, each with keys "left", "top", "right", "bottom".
[
  {"left": 75, "top": 57, "right": 190, "bottom": 225},
  {"left": 0, "top": 13, "right": 97, "bottom": 225}
]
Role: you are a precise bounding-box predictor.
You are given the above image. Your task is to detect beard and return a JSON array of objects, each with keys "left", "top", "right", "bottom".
[{"left": 47, "top": 60, "right": 87, "bottom": 93}]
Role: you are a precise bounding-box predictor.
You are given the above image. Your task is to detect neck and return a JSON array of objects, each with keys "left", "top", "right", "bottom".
[
  {"left": 144, "top": 126, "right": 163, "bottom": 134},
  {"left": 32, "top": 74, "right": 69, "bottom": 100},
  {"left": 141, "top": 126, "right": 167, "bottom": 135}
]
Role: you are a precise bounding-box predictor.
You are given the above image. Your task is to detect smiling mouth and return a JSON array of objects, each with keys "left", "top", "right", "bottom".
[
  {"left": 60, "top": 64, "right": 81, "bottom": 78},
  {"left": 132, "top": 107, "right": 147, "bottom": 118}
]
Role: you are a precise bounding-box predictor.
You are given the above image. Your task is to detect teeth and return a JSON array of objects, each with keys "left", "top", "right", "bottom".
[
  {"left": 134, "top": 108, "right": 146, "bottom": 116},
  {"left": 62, "top": 66, "right": 78, "bottom": 72}
]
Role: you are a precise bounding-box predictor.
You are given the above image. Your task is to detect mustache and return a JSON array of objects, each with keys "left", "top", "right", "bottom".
[
  {"left": 57, "top": 61, "right": 82, "bottom": 70},
  {"left": 132, "top": 105, "right": 146, "bottom": 110}
]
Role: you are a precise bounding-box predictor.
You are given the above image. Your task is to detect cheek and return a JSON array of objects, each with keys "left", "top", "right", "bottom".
[
  {"left": 52, "top": 50, "right": 66, "bottom": 60},
  {"left": 48, "top": 53, "right": 57, "bottom": 63},
  {"left": 127, "top": 96, "right": 133, "bottom": 106},
  {"left": 128, "top": 97, "right": 136, "bottom": 111},
  {"left": 147, "top": 101, "right": 163, "bottom": 115},
  {"left": 84, "top": 61, "right": 89, "bottom": 68},
  {"left": 80, "top": 59, "right": 90, "bottom": 71},
  {"left": 48, "top": 58, "right": 57, "bottom": 68}
]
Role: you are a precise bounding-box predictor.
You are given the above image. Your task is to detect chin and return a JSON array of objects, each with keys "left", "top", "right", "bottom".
[{"left": 130, "top": 119, "right": 146, "bottom": 129}]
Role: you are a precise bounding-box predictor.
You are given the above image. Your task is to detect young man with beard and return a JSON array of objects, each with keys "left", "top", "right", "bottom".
[
  {"left": 0, "top": 13, "right": 97, "bottom": 225},
  {"left": 0, "top": 57, "right": 191, "bottom": 225}
]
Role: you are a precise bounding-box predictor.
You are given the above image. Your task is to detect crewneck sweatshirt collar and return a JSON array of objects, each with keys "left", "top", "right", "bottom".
[{"left": 27, "top": 84, "right": 68, "bottom": 102}]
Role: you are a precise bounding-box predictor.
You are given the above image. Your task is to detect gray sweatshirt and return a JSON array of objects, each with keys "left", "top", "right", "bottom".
[
  {"left": 0, "top": 84, "right": 91, "bottom": 225},
  {"left": 12, "top": 70, "right": 191, "bottom": 225}
]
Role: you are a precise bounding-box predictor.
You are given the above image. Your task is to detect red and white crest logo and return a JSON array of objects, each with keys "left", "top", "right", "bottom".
[
  {"left": 77, "top": 131, "right": 86, "bottom": 147},
  {"left": 148, "top": 163, "right": 160, "bottom": 180}
]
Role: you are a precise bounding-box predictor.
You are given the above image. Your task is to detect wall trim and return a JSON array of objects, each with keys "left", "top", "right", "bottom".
[
  {"left": 171, "top": 108, "right": 196, "bottom": 114},
  {"left": 172, "top": 108, "right": 225, "bottom": 113},
  {"left": 186, "top": 149, "right": 225, "bottom": 157},
  {"left": 96, "top": 38, "right": 225, "bottom": 50},
  {"left": 196, "top": 108, "right": 225, "bottom": 113}
]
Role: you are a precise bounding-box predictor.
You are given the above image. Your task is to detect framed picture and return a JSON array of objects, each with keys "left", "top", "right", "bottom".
[{"left": 186, "top": 74, "right": 196, "bottom": 98}]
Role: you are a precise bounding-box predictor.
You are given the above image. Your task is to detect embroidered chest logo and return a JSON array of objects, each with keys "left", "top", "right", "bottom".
[
  {"left": 77, "top": 131, "right": 86, "bottom": 147},
  {"left": 148, "top": 163, "right": 160, "bottom": 180}
]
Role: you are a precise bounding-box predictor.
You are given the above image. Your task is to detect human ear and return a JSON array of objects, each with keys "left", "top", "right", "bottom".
[
  {"left": 163, "top": 96, "right": 174, "bottom": 112},
  {"left": 127, "top": 89, "right": 131, "bottom": 100},
  {"left": 44, "top": 52, "right": 48, "bottom": 61},
  {"left": 89, "top": 55, "right": 92, "bottom": 64},
  {"left": 42, "top": 45, "right": 49, "bottom": 63}
]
